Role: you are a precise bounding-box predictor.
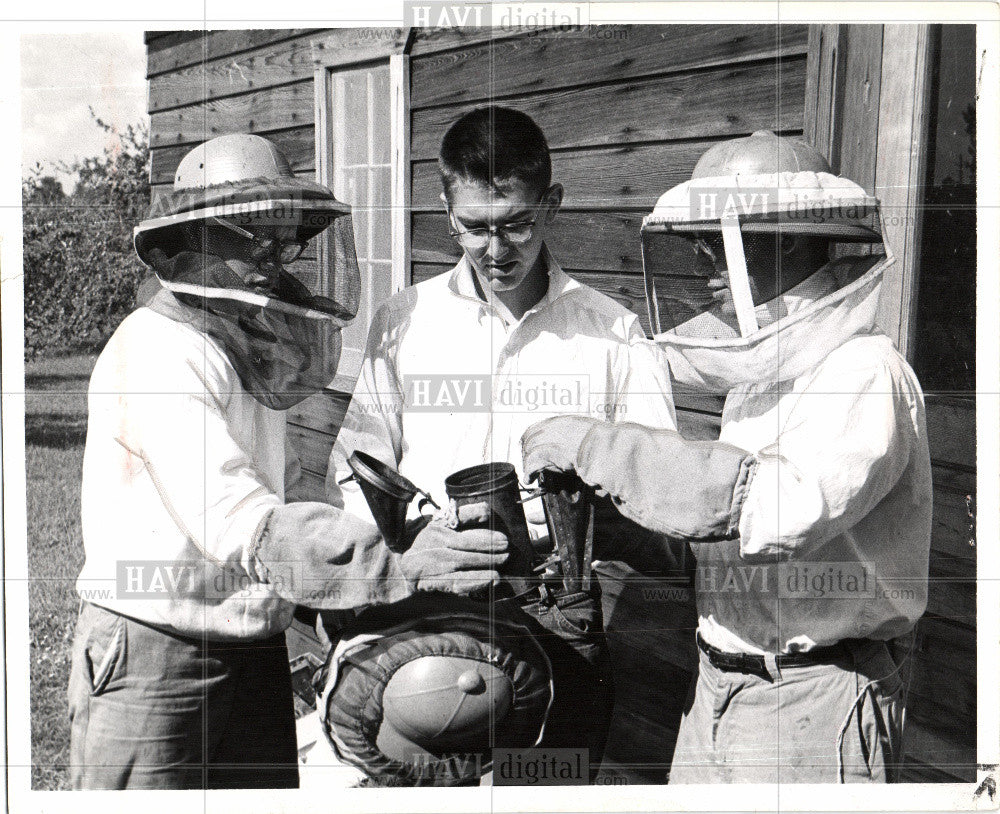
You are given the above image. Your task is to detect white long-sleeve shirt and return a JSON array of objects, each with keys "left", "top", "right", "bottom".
[
  {"left": 326, "top": 250, "right": 677, "bottom": 527},
  {"left": 672, "top": 268, "right": 933, "bottom": 654},
  {"left": 694, "top": 332, "right": 933, "bottom": 654},
  {"left": 79, "top": 307, "right": 295, "bottom": 640}
]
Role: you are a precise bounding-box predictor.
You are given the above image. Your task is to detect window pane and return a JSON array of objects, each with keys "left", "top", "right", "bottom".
[
  {"left": 327, "top": 61, "right": 397, "bottom": 370},
  {"left": 371, "top": 67, "right": 391, "bottom": 165},
  {"left": 370, "top": 166, "right": 392, "bottom": 260},
  {"left": 341, "top": 72, "right": 369, "bottom": 167}
]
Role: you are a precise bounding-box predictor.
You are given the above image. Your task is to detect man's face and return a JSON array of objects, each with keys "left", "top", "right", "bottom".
[
  {"left": 445, "top": 178, "right": 562, "bottom": 294},
  {"left": 202, "top": 222, "right": 304, "bottom": 295},
  {"left": 698, "top": 233, "right": 820, "bottom": 314}
]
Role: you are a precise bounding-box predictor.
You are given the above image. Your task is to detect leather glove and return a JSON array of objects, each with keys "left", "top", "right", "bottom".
[
  {"left": 574, "top": 422, "right": 758, "bottom": 541},
  {"left": 250, "top": 502, "right": 412, "bottom": 609},
  {"left": 520, "top": 416, "right": 603, "bottom": 482},
  {"left": 399, "top": 517, "right": 510, "bottom": 595}
]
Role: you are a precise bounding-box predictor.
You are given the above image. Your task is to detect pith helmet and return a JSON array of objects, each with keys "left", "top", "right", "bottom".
[
  {"left": 134, "top": 133, "right": 350, "bottom": 265},
  {"left": 692, "top": 130, "right": 832, "bottom": 179}
]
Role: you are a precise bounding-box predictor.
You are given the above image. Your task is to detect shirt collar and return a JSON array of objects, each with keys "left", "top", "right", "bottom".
[{"left": 447, "top": 245, "right": 580, "bottom": 317}]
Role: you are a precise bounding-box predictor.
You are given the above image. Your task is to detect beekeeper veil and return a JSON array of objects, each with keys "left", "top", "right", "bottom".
[
  {"left": 134, "top": 134, "right": 361, "bottom": 410},
  {"left": 641, "top": 131, "right": 892, "bottom": 393}
]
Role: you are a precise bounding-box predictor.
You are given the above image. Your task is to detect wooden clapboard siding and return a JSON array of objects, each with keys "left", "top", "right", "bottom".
[
  {"left": 913, "top": 399, "right": 975, "bottom": 781},
  {"left": 906, "top": 619, "right": 976, "bottom": 722},
  {"left": 150, "top": 80, "right": 315, "bottom": 148},
  {"left": 410, "top": 24, "right": 808, "bottom": 108},
  {"left": 295, "top": 469, "right": 327, "bottom": 502},
  {"left": 925, "top": 395, "right": 975, "bottom": 468},
  {"left": 287, "top": 422, "right": 338, "bottom": 478},
  {"left": 407, "top": 26, "right": 545, "bottom": 57},
  {"left": 149, "top": 29, "right": 407, "bottom": 113},
  {"left": 146, "top": 29, "right": 321, "bottom": 77},
  {"left": 931, "top": 486, "right": 976, "bottom": 561},
  {"left": 412, "top": 140, "right": 731, "bottom": 212},
  {"left": 410, "top": 57, "right": 807, "bottom": 159},
  {"left": 150, "top": 125, "right": 315, "bottom": 184},
  {"left": 149, "top": 39, "right": 317, "bottom": 113},
  {"left": 288, "top": 389, "right": 352, "bottom": 439}
]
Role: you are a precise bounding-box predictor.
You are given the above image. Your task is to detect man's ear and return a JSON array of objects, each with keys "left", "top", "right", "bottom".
[{"left": 543, "top": 183, "right": 564, "bottom": 223}]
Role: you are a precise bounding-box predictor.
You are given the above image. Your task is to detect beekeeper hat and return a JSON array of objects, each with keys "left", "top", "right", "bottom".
[
  {"left": 692, "top": 129, "right": 832, "bottom": 178},
  {"left": 134, "top": 133, "right": 351, "bottom": 265},
  {"left": 320, "top": 592, "right": 553, "bottom": 786}
]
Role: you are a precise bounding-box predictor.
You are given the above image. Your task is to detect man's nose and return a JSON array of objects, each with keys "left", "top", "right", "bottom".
[{"left": 484, "top": 231, "right": 511, "bottom": 258}]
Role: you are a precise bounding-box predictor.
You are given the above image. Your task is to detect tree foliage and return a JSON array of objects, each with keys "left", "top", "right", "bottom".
[{"left": 22, "top": 112, "right": 151, "bottom": 359}]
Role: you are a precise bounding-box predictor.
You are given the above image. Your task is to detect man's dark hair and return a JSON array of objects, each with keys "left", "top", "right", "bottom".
[{"left": 439, "top": 106, "right": 552, "bottom": 199}]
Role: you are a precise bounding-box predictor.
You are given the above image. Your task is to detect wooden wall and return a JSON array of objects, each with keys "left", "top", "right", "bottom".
[
  {"left": 407, "top": 26, "right": 808, "bottom": 332},
  {"left": 804, "top": 25, "right": 977, "bottom": 783},
  {"left": 144, "top": 25, "right": 976, "bottom": 785}
]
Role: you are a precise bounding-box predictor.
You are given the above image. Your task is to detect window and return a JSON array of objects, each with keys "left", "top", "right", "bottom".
[{"left": 316, "top": 55, "right": 409, "bottom": 385}]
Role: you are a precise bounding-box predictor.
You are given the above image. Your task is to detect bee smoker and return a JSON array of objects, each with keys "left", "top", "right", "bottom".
[
  {"left": 444, "top": 462, "right": 537, "bottom": 596},
  {"left": 343, "top": 450, "right": 438, "bottom": 553},
  {"left": 537, "top": 469, "right": 594, "bottom": 593}
]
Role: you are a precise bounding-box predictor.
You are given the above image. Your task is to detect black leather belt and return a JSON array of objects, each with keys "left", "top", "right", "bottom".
[{"left": 696, "top": 632, "right": 865, "bottom": 679}]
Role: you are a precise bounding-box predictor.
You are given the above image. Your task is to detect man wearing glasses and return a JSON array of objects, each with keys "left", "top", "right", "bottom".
[
  {"left": 327, "top": 105, "right": 675, "bottom": 538},
  {"left": 325, "top": 107, "right": 676, "bottom": 777}
]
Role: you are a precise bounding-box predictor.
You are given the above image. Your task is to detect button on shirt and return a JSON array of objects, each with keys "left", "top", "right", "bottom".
[{"left": 326, "top": 250, "right": 677, "bottom": 525}]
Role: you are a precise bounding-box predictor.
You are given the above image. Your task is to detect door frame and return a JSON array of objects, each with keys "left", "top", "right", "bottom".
[{"left": 804, "top": 23, "right": 935, "bottom": 360}]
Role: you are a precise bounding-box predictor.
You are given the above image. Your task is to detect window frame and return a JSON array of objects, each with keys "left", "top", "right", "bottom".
[{"left": 313, "top": 50, "right": 410, "bottom": 390}]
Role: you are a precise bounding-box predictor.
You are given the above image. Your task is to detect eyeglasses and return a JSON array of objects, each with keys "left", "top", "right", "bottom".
[
  {"left": 447, "top": 212, "right": 539, "bottom": 249},
  {"left": 209, "top": 217, "right": 308, "bottom": 265}
]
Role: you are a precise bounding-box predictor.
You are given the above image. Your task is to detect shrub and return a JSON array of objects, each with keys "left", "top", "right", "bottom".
[{"left": 22, "top": 113, "right": 151, "bottom": 359}]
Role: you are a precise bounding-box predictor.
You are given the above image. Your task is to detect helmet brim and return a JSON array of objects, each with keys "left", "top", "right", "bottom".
[{"left": 134, "top": 195, "right": 351, "bottom": 267}]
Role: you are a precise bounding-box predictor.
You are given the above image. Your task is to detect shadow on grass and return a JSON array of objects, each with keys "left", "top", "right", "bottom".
[{"left": 25, "top": 413, "right": 88, "bottom": 449}]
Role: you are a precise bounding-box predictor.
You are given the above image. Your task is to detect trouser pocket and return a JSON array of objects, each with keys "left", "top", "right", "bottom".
[
  {"left": 523, "top": 588, "right": 607, "bottom": 668},
  {"left": 838, "top": 643, "right": 904, "bottom": 783},
  {"left": 72, "top": 603, "right": 128, "bottom": 697}
]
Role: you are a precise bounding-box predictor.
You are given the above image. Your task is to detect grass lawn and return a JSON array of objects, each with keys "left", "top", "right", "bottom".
[{"left": 25, "top": 353, "right": 96, "bottom": 790}]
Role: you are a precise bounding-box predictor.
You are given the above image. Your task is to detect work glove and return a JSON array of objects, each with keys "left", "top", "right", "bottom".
[
  {"left": 520, "top": 415, "right": 603, "bottom": 482},
  {"left": 399, "top": 516, "right": 509, "bottom": 595},
  {"left": 522, "top": 417, "right": 757, "bottom": 542},
  {"left": 250, "top": 502, "right": 411, "bottom": 609},
  {"left": 250, "top": 501, "right": 510, "bottom": 607}
]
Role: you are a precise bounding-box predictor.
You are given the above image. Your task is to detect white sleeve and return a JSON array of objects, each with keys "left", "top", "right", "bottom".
[
  {"left": 738, "top": 355, "right": 918, "bottom": 558},
  {"left": 282, "top": 431, "right": 310, "bottom": 503},
  {"left": 114, "top": 337, "right": 282, "bottom": 570},
  {"left": 325, "top": 304, "right": 405, "bottom": 519},
  {"left": 615, "top": 325, "right": 677, "bottom": 430}
]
